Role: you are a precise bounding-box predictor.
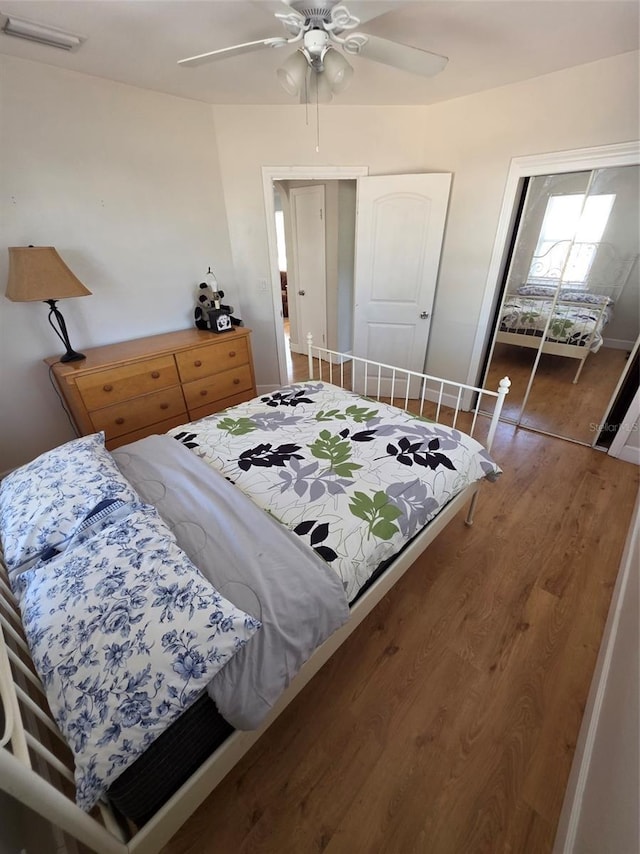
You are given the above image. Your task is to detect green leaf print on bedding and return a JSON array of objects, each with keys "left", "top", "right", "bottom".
[
  {"left": 348, "top": 490, "right": 402, "bottom": 540},
  {"left": 308, "top": 430, "right": 363, "bottom": 478},
  {"left": 314, "top": 404, "right": 379, "bottom": 423},
  {"left": 217, "top": 416, "right": 258, "bottom": 436},
  {"left": 549, "top": 317, "right": 574, "bottom": 338}
]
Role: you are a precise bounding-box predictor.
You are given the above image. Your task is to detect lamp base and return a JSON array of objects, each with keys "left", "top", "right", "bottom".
[
  {"left": 60, "top": 349, "right": 86, "bottom": 363},
  {"left": 45, "top": 299, "right": 86, "bottom": 363}
]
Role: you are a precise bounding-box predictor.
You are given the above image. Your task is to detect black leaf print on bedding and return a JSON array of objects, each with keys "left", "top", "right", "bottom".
[
  {"left": 310, "top": 522, "right": 330, "bottom": 546},
  {"left": 293, "top": 519, "right": 315, "bottom": 536},
  {"left": 351, "top": 429, "right": 377, "bottom": 443},
  {"left": 338, "top": 427, "right": 376, "bottom": 443},
  {"left": 173, "top": 432, "right": 200, "bottom": 450},
  {"left": 260, "top": 389, "right": 314, "bottom": 408},
  {"left": 293, "top": 520, "right": 338, "bottom": 563},
  {"left": 385, "top": 436, "right": 456, "bottom": 471},
  {"left": 237, "top": 443, "right": 304, "bottom": 471}
]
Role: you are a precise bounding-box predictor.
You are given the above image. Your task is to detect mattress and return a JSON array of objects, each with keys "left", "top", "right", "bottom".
[{"left": 107, "top": 691, "right": 232, "bottom": 826}]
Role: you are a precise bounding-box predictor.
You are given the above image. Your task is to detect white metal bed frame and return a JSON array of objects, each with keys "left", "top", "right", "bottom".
[{"left": 0, "top": 342, "right": 510, "bottom": 854}]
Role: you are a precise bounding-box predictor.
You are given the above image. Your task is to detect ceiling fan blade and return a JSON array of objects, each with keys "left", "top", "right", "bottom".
[
  {"left": 178, "top": 37, "right": 287, "bottom": 68},
  {"left": 356, "top": 34, "right": 448, "bottom": 77}
]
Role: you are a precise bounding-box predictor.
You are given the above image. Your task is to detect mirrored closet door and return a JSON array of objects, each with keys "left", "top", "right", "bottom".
[{"left": 483, "top": 164, "right": 640, "bottom": 445}]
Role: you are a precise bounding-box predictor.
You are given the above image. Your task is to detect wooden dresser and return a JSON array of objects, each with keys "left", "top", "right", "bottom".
[{"left": 46, "top": 328, "right": 256, "bottom": 450}]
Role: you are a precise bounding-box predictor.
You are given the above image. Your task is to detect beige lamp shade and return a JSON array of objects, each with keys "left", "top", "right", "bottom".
[{"left": 6, "top": 246, "right": 91, "bottom": 302}]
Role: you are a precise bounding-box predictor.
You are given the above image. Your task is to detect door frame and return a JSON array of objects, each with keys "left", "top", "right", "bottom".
[
  {"left": 468, "top": 141, "right": 640, "bottom": 393},
  {"left": 262, "top": 165, "right": 369, "bottom": 385}
]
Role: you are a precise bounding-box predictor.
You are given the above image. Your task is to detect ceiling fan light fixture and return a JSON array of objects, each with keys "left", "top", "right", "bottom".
[
  {"left": 276, "top": 49, "right": 309, "bottom": 96},
  {"left": 322, "top": 48, "right": 353, "bottom": 93},
  {"left": 303, "top": 69, "right": 333, "bottom": 104}
]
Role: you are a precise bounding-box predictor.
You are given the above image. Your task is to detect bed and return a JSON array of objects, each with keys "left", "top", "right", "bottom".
[
  {"left": 0, "top": 338, "right": 510, "bottom": 854},
  {"left": 495, "top": 240, "right": 635, "bottom": 383}
]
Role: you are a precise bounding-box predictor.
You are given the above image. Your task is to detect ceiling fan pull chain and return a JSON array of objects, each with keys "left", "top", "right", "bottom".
[{"left": 316, "top": 83, "right": 321, "bottom": 153}]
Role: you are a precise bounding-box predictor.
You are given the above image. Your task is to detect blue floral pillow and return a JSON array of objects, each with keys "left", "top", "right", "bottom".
[
  {"left": 516, "top": 283, "right": 558, "bottom": 297},
  {"left": 0, "top": 433, "right": 139, "bottom": 578},
  {"left": 16, "top": 502, "right": 261, "bottom": 811},
  {"left": 558, "top": 289, "right": 614, "bottom": 306}
]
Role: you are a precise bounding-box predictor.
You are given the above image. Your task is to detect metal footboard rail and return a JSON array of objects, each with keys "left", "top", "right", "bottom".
[{"left": 306, "top": 333, "right": 510, "bottom": 453}]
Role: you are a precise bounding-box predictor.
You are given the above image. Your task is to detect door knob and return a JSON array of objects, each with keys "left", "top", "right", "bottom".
[
  {"left": 298, "top": 290, "right": 306, "bottom": 296},
  {"left": 420, "top": 311, "right": 430, "bottom": 319}
]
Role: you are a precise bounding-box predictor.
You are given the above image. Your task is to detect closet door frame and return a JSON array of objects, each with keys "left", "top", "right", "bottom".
[{"left": 468, "top": 141, "right": 640, "bottom": 401}]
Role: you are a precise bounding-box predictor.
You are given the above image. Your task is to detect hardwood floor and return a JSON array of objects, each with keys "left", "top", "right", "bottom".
[
  {"left": 484, "top": 342, "right": 630, "bottom": 444},
  {"left": 162, "top": 355, "right": 638, "bottom": 854}
]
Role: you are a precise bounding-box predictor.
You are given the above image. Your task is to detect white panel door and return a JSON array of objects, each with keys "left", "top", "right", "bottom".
[
  {"left": 353, "top": 173, "right": 451, "bottom": 394},
  {"left": 290, "top": 185, "right": 327, "bottom": 354}
]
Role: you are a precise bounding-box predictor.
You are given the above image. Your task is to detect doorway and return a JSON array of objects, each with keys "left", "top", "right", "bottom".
[
  {"left": 265, "top": 166, "right": 453, "bottom": 390},
  {"left": 262, "top": 166, "right": 368, "bottom": 386},
  {"left": 274, "top": 178, "right": 355, "bottom": 380}
]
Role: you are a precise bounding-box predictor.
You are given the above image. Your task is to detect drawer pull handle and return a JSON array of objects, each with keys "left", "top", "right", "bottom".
[
  {"left": 103, "top": 384, "right": 113, "bottom": 392},
  {"left": 115, "top": 417, "right": 125, "bottom": 425},
  {"left": 151, "top": 371, "right": 160, "bottom": 379},
  {"left": 229, "top": 351, "right": 236, "bottom": 358},
  {"left": 160, "top": 403, "right": 169, "bottom": 410},
  {"left": 233, "top": 378, "right": 240, "bottom": 385},
  {"left": 194, "top": 360, "right": 202, "bottom": 368},
  {"left": 200, "top": 390, "right": 208, "bottom": 397}
]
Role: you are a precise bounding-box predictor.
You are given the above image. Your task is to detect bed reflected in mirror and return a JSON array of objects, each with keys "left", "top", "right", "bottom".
[{"left": 482, "top": 164, "right": 639, "bottom": 445}]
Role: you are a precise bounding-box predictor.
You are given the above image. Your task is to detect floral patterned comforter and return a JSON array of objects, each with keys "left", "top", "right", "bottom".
[{"left": 169, "top": 383, "right": 500, "bottom": 601}]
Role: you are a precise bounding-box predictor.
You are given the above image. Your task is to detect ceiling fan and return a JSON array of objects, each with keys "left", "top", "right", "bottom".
[{"left": 178, "top": 1, "right": 448, "bottom": 103}]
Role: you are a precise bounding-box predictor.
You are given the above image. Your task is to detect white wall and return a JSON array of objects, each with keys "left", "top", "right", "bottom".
[
  {"left": 0, "top": 54, "right": 235, "bottom": 472},
  {"left": 212, "top": 51, "right": 639, "bottom": 388},
  {"left": 1, "top": 51, "right": 638, "bottom": 473}
]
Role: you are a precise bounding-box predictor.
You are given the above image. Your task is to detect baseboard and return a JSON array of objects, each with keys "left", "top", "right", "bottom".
[
  {"left": 602, "top": 337, "right": 635, "bottom": 351},
  {"left": 616, "top": 445, "right": 640, "bottom": 466},
  {"left": 291, "top": 345, "right": 352, "bottom": 367},
  {"left": 256, "top": 384, "right": 282, "bottom": 395}
]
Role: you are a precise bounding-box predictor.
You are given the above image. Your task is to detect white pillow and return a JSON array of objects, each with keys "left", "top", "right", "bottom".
[
  {"left": 0, "top": 433, "right": 139, "bottom": 577},
  {"left": 16, "top": 502, "right": 261, "bottom": 811}
]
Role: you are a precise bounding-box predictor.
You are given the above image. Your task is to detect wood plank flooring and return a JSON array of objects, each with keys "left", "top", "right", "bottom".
[
  {"left": 484, "top": 342, "right": 630, "bottom": 444},
  {"left": 162, "top": 351, "right": 639, "bottom": 854}
]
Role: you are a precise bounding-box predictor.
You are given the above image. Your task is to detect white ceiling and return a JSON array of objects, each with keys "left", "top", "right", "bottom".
[{"left": 0, "top": 1, "right": 637, "bottom": 106}]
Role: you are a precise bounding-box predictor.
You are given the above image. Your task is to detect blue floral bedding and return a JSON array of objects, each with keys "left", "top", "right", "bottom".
[
  {"left": 10, "top": 499, "right": 261, "bottom": 810},
  {"left": 169, "top": 383, "right": 500, "bottom": 601}
]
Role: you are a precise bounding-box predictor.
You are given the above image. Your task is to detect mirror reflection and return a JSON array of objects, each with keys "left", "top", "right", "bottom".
[{"left": 483, "top": 165, "right": 639, "bottom": 444}]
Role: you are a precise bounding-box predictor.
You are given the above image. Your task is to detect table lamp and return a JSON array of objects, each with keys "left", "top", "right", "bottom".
[{"left": 5, "top": 246, "right": 92, "bottom": 362}]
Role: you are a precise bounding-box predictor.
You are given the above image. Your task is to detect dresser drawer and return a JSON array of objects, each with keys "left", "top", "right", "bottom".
[
  {"left": 105, "top": 414, "right": 189, "bottom": 451},
  {"left": 76, "top": 356, "right": 179, "bottom": 410},
  {"left": 189, "top": 389, "right": 257, "bottom": 423},
  {"left": 176, "top": 338, "right": 249, "bottom": 384},
  {"left": 90, "top": 386, "right": 187, "bottom": 440},
  {"left": 183, "top": 364, "right": 254, "bottom": 411}
]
